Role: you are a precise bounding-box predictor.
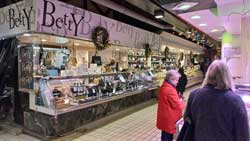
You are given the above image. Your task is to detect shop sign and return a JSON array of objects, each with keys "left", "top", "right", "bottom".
[
  {"left": 0, "top": 0, "right": 36, "bottom": 38},
  {"left": 36, "top": 0, "right": 161, "bottom": 50}
]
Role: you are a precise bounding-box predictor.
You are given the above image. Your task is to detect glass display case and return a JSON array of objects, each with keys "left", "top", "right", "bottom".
[
  {"left": 18, "top": 45, "right": 159, "bottom": 115},
  {"left": 35, "top": 72, "right": 155, "bottom": 110}
]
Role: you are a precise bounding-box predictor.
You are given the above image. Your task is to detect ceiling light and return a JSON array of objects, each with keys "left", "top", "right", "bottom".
[
  {"left": 173, "top": 2, "right": 198, "bottom": 11},
  {"left": 191, "top": 15, "right": 200, "bottom": 19},
  {"left": 23, "top": 33, "right": 31, "bottom": 37},
  {"left": 154, "top": 9, "right": 164, "bottom": 19},
  {"left": 199, "top": 23, "right": 207, "bottom": 27},
  {"left": 41, "top": 39, "right": 47, "bottom": 42},
  {"left": 116, "top": 48, "right": 120, "bottom": 51},
  {"left": 211, "top": 29, "right": 219, "bottom": 32},
  {"left": 74, "top": 43, "right": 80, "bottom": 46}
]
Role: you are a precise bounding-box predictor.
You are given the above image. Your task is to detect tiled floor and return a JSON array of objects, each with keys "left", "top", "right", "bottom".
[
  {"left": 0, "top": 85, "right": 200, "bottom": 141},
  {"left": 68, "top": 85, "right": 200, "bottom": 141},
  {"left": 0, "top": 123, "right": 40, "bottom": 141},
  {"left": 72, "top": 104, "right": 161, "bottom": 141}
]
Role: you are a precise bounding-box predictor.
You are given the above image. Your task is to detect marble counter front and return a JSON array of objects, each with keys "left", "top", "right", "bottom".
[{"left": 23, "top": 88, "right": 158, "bottom": 138}]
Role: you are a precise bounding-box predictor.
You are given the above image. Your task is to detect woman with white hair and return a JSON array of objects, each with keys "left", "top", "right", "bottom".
[
  {"left": 178, "top": 60, "right": 249, "bottom": 141},
  {"left": 157, "top": 70, "right": 185, "bottom": 141}
]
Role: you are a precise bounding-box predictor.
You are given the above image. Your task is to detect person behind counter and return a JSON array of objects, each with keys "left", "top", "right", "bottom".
[
  {"left": 176, "top": 67, "right": 187, "bottom": 98},
  {"left": 157, "top": 70, "right": 185, "bottom": 141},
  {"left": 178, "top": 60, "right": 249, "bottom": 141}
]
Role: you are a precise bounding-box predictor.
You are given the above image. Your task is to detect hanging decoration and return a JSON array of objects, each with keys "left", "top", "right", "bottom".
[
  {"left": 189, "top": 51, "right": 193, "bottom": 60},
  {"left": 144, "top": 43, "right": 152, "bottom": 59},
  {"left": 164, "top": 46, "right": 169, "bottom": 58},
  {"left": 92, "top": 26, "right": 110, "bottom": 50},
  {"left": 179, "top": 52, "right": 184, "bottom": 61}
]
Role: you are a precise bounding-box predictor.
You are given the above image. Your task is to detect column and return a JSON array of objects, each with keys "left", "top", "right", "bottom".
[{"left": 241, "top": 17, "right": 250, "bottom": 84}]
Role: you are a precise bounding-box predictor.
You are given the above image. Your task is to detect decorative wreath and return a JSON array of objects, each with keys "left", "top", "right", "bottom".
[{"left": 92, "top": 26, "right": 110, "bottom": 50}]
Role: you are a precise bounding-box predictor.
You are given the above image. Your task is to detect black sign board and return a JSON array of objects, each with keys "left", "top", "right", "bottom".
[{"left": 19, "top": 47, "right": 33, "bottom": 89}]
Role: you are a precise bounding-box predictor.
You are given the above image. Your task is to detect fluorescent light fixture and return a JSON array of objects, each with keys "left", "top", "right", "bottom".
[
  {"left": 199, "top": 23, "right": 207, "bottom": 27},
  {"left": 191, "top": 15, "right": 200, "bottom": 19},
  {"left": 154, "top": 9, "right": 164, "bottom": 19},
  {"left": 211, "top": 29, "right": 219, "bottom": 32},
  {"left": 41, "top": 39, "right": 47, "bottom": 42},
  {"left": 173, "top": 2, "right": 198, "bottom": 11},
  {"left": 74, "top": 43, "right": 80, "bottom": 46},
  {"left": 23, "top": 33, "right": 31, "bottom": 37}
]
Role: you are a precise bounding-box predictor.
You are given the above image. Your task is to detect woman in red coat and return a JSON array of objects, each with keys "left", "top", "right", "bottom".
[{"left": 157, "top": 70, "right": 185, "bottom": 141}]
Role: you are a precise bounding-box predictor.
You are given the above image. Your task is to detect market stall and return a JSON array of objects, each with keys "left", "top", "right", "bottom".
[{"left": 0, "top": 0, "right": 161, "bottom": 138}]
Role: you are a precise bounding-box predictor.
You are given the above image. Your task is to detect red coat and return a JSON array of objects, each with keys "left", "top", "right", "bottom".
[{"left": 156, "top": 81, "right": 184, "bottom": 134}]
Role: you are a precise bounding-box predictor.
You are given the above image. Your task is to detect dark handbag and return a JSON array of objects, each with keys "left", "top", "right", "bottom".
[
  {"left": 177, "top": 116, "right": 194, "bottom": 141},
  {"left": 177, "top": 90, "right": 198, "bottom": 141}
]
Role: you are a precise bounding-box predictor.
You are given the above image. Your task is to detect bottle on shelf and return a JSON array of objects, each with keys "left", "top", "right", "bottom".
[
  {"left": 79, "top": 83, "right": 83, "bottom": 96},
  {"left": 72, "top": 83, "right": 78, "bottom": 97}
]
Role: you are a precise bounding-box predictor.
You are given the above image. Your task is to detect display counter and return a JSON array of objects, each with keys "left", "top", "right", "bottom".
[
  {"left": 154, "top": 66, "right": 203, "bottom": 88},
  {"left": 21, "top": 71, "right": 159, "bottom": 138},
  {"left": 17, "top": 44, "right": 159, "bottom": 138},
  {"left": 27, "top": 72, "right": 159, "bottom": 116}
]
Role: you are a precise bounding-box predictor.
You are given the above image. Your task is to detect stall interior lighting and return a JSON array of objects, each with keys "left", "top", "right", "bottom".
[
  {"left": 74, "top": 43, "right": 80, "bottom": 46},
  {"left": 33, "top": 46, "right": 62, "bottom": 51},
  {"left": 41, "top": 39, "right": 47, "bottom": 42},
  {"left": 23, "top": 33, "right": 31, "bottom": 37}
]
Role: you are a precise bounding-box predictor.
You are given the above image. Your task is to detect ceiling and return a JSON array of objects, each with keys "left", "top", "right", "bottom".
[
  {"left": 156, "top": 0, "right": 217, "bottom": 14},
  {"left": 178, "top": 9, "right": 225, "bottom": 41},
  {"left": 176, "top": 0, "right": 250, "bottom": 41}
]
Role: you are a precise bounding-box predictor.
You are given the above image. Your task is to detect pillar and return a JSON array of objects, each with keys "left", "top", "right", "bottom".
[{"left": 241, "top": 17, "right": 250, "bottom": 84}]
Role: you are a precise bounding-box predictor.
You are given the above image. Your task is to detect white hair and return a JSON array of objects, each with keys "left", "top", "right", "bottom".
[
  {"left": 202, "top": 60, "right": 235, "bottom": 90},
  {"left": 165, "top": 70, "right": 181, "bottom": 81}
]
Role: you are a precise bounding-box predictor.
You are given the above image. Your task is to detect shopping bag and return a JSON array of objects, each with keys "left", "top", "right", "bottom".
[{"left": 177, "top": 116, "right": 194, "bottom": 141}]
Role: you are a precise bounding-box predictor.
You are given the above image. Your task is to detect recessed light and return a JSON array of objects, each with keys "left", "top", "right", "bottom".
[
  {"left": 191, "top": 15, "right": 201, "bottom": 19},
  {"left": 199, "top": 23, "right": 207, "bottom": 27},
  {"left": 173, "top": 2, "right": 198, "bottom": 11},
  {"left": 211, "top": 29, "right": 219, "bottom": 32},
  {"left": 74, "top": 43, "right": 80, "bottom": 46},
  {"left": 23, "top": 33, "right": 31, "bottom": 37},
  {"left": 41, "top": 39, "right": 47, "bottom": 42},
  {"left": 154, "top": 9, "right": 164, "bottom": 19}
]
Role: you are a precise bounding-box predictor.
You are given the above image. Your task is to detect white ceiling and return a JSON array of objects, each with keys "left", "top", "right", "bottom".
[{"left": 177, "top": 0, "right": 250, "bottom": 41}]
